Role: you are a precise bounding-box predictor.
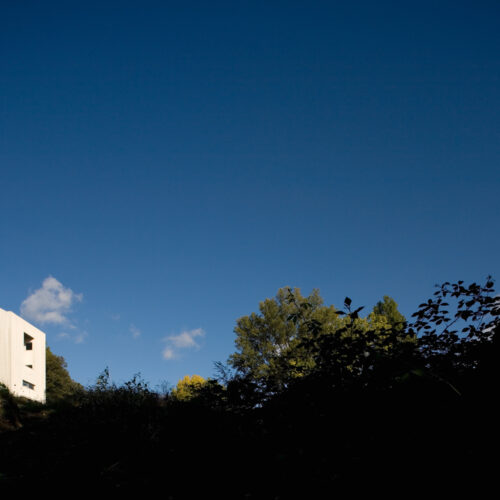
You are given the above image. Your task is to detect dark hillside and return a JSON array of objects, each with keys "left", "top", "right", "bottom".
[{"left": 1, "top": 279, "right": 498, "bottom": 496}]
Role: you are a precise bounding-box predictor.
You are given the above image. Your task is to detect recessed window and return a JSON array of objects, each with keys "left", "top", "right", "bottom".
[
  {"left": 24, "top": 333, "right": 34, "bottom": 350},
  {"left": 22, "top": 380, "right": 35, "bottom": 390},
  {"left": 26, "top": 364, "right": 33, "bottom": 369}
]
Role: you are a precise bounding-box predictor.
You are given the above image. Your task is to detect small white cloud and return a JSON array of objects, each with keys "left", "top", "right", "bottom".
[
  {"left": 20, "top": 276, "right": 82, "bottom": 326},
  {"left": 167, "top": 328, "right": 204, "bottom": 348},
  {"left": 57, "top": 332, "right": 70, "bottom": 339},
  {"left": 74, "top": 331, "right": 88, "bottom": 344},
  {"left": 162, "top": 347, "right": 176, "bottom": 360},
  {"left": 162, "top": 328, "right": 205, "bottom": 360},
  {"left": 130, "top": 324, "right": 141, "bottom": 339},
  {"left": 111, "top": 313, "right": 121, "bottom": 321}
]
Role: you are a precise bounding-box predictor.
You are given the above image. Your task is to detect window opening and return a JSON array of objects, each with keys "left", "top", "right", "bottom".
[
  {"left": 22, "top": 380, "right": 35, "bottom": 390},
  {"left": 24, "top": 333, "right": 34, "bottom": 351}
]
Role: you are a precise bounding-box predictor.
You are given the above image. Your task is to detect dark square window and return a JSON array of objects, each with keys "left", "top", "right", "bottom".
[{"left": 24, "top": 333, "right": 34, "bottom": 350}]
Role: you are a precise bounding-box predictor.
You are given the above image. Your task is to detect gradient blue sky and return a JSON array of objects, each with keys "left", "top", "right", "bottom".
[{"left": 1, "top": 1, "right": 499, "bottom": 389}]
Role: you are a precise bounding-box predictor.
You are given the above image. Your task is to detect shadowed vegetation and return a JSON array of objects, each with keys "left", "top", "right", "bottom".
[{"left": 0, "top": 278, "right": 498, "bottom": 496}]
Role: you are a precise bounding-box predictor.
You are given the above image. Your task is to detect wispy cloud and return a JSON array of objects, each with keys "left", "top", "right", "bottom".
[
  {"left": 162, "top": 328, "right": 205, "bottom": 360},
  {"left": 130, "top": 324, "right": 141, "bottom": 339},
  {"left": 20, "top": 276, "right": 82, "bottom": 326},
  {"left": 74, "top": 331, "right": 88, "bottom": 344},
  {"left": 57, "top": 330, "right": 88, "bottom": 344},
  {"left": 162, "top": 347, "right": 176, "bottom": 360}
]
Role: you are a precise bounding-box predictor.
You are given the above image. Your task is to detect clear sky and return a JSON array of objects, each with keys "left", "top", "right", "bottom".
[{"left": 1, "top": 1, "right": 499, "bottom": 389}]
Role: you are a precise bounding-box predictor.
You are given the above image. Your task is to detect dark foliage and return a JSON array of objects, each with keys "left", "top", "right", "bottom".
[
  {"left": 0, "top": 384, "right": 21, "bottom": 430},
  {"left": 0, "top": 278, "right": 498, "bottom": 496}
]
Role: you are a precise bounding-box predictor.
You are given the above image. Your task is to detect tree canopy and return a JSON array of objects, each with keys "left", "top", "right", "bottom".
[
  {"left": 46, "top": 346, "right": 82, "bottom": 404},
  {"left": 370, "top": 295, "right": 406, "bottom": 330},
  {"left": 227, "top": 287, "right": 408, "bottom": 393},
  {"left": 170, "top": 374, "right": 208, "bottom": 401}
]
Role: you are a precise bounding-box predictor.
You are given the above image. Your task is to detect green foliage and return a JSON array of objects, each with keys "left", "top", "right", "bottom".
[
  {"left": 370, "top": 295, "right": 406, "bottom": 330},
  {"left": 228, "top": 287, "right": 341, "bottom": 392},
  {"left": 295, "top": 295, "right": 416, "bottom": 387},
  {"left": 228, "top": 287, "right": 408, "bottom": 393},
  {"left": 46, "top": 346, "right": 82, "bottom": 405}
]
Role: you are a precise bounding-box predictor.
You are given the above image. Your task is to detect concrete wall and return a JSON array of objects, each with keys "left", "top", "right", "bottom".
[{"left": 0, "top": 308, "right": 46, "bottom": 403}]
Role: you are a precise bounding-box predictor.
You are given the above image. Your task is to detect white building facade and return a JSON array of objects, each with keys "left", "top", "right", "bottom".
[{"left": 0, "top": 308, "right": 46, "bottom": 403}]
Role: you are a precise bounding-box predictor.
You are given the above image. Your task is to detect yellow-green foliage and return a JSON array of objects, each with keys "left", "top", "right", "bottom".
[
  {"left": 170, "top": 375, "right": 207, "bottom": 401},
  {"left": 229, "top": 287, "right": 410, "bottom": 388}
]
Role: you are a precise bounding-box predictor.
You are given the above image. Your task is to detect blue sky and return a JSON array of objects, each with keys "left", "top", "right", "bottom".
[{"left": 1, "top": 1, "right": 499, "bottom": 389}]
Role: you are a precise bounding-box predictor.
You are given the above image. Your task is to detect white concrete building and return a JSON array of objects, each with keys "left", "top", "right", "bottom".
[{"left": 0, "top": 307, "right": 46, "bottom": 403}]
